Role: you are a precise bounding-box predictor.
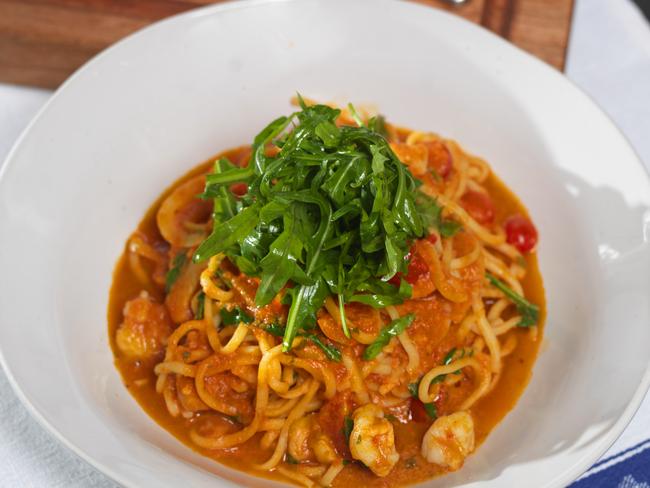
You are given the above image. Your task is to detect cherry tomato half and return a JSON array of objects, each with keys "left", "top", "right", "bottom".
[
  {"left": 230, "top": 182, "right": 248, "bottom": 196},
  {"left": 504, "top": 214, "right": 538, "bottom": 253},
  {"left": 404, "top": 252, "right": 429, "bottom": 285},
  {"left": 387, "top": 247, "right": 430, "bottom": 286},
  {"left": 460, "top": 190, "right": 495, "bottom": 225}
]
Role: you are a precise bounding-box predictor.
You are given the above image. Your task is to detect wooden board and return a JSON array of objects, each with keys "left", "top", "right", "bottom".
[{"left": 0, "top": 0, "right": 574, "bottom": 89}]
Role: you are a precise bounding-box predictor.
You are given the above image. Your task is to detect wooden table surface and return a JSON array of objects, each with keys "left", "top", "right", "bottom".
[{"left": 0, "top": 0, "right": 574, "bottom": 89}]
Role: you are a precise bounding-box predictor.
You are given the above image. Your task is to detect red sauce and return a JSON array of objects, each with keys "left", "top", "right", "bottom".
[{"left": 108, "top": 145, "right": 546, "bottom": 487}]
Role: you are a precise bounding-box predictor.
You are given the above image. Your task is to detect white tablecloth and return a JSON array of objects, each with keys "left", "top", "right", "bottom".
[{"left": 1, "top": 0, "right": 649, "bottom": 486}]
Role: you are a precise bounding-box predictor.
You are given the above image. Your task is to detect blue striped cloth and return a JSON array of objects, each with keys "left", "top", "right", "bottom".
[{"left": 571, "top": 440, "right": 650, "bottom": 488}]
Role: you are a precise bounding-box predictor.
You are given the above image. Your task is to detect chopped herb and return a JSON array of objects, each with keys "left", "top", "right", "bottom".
[
  {"left": 264, "top": 324, "right": 341, "bottom": 362},
  {"left": 408, "top": 379, "right": 437, "bottom": 420},
  {"left": 443, "top": 348, "right": 457, "bottom": 365},
  {"left": 225, "top": 414, "right": 241, "bottom": 424},
  {"left": 193, "top": 99, "right": 445, "bottom": 352},
  {"left": 385, "top": 413, "right": 398, "bottom": 422},
  {"left": 195, "top": 291, "right": 205, "bottom": 320},
  {"left": 214, "top": 267, "right": 233, "bottom": 288},
  {"left": 343, "top": 416, "right": 354, "bottom": 442},
  {"left": 405, "top": 457, "right": 418, "bottom": 469},
  {"left": 264, "top": 323, "right": 286, "bottom": 337},
  {"left": 363, "top": 313, "right": 415, "bottom": 360},
  {"left": 165, "top": 251, "right": 186, "bottom": 292},
  {"left": 486, "top": 273, "right": 539, "bottom": 327},
  {"left": 285, "top": 453, "right": 299, "bottom": 465},
  {"left": 220, "top": 307, "right": 254, "bottom": 326},
  {"left": 414, "top": 192, "right": 463, "bottom": 237},
  {"left": 302, "top": 333, "right": 342, "bottom": 362},
  {"left": 439, "top": 219, "right": 462, "bottom": 237},
  {"left": 356, "top": 434, "right": 362, "bottom": 444},
  {"left": 347, "top": 103, "right": 364, "bottom": 127},
  {"left": 423, "top": 402, "right": 438, "bottom": 419},
  {"left": 368, "top": 114, "right": 389, "bottom": 138},
  {"left": 182, "top": 351, "right": 190, "bottom": 361}
]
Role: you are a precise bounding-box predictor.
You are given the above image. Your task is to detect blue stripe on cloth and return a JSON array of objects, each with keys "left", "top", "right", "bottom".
[
  {"left": 571, "top": 443, "right": 650, "bottom": 488},
  {"left": 590, "top": 440, "right": 650, "bottom": 471}
]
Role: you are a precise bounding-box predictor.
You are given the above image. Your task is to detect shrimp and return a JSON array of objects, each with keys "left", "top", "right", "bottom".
[
  {"left": 115, "top": 292, "right": 173, "bottom": 359},
  {"left": 421, "top": 411, "right": 475, "bottom": 471},
  {"left": 288, "top": 415, "right": 315, "bottom": 462},
  {"left": 287, "top": 414, "right": 339, "bottom": 465},
  {"left": 349, "top": 404, "right": 399, "bottom": 477},
  {"left": 156, "top": 175, "right": 212, "bottom": 247}
]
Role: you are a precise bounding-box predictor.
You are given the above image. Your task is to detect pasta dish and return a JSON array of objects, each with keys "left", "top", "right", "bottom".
[{"left": 109, "top": 98, "right": 545, "bottom": 486}]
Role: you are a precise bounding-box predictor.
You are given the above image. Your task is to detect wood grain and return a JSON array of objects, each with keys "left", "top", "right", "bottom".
[{"left": 0, "top": 0, "right": 574, "bottom": 89}]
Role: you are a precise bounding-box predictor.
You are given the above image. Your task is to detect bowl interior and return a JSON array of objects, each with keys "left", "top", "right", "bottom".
[{"left": 0, "top": 1, "right": 649, "bottom": 487}]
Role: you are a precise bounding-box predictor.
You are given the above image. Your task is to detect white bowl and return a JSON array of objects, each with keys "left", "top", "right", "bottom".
[{"left": 1, "top": 0, "right": 649, "bottom": 486}]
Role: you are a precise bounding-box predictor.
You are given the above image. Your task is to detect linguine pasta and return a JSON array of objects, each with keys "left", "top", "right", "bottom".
[{"left": 109, "top": 101, "right": 545, "bottom": 487}]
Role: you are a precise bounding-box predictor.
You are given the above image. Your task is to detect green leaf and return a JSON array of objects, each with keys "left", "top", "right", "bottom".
[
  {"left": 256, "top": 207, "right": 306, "bottom": 306},
  {"left": 423, "top": 402, "right": 438, "bottom": 419},
  {"left": 368, "top": 115, "right": 388, "bottom": 138},
  {"left": 195, "top": 291, "right": 205, "bottom": 320},
  {"left": 408, "top": 380, "right": 437, "bottom": 419},
  {"left": 315, "top": 121, "right": 341, "bottom": 147},
  {"left": 220, "top": 307, "right": 254, "bottom": 326},
  {"left": 363, "top": 313, "right": 415, "bottom": 360},
  {"left": 439, "top": 219, "right": 462, "bottom": 237},
  {"left": 165, "top": 252, "right": 186, "bottom": 292},
  {"left": 193, "top": 204, "right": 261, "bottom": 262},
  {"left": 205, "top": 166, "right": 254, "bottom": 185},
  {"left": 347, "top": 103, "right": 364, "bottom": 127},
  {"left": 282, "top": 279, "right": 329, "bottom": 351},
  {"left": 264, "top": 323, "right": 286, "bottom": 337},
  {"left": 192, "top": 102, "right": 441, "bottom": 351},
  {"left": 342, "top": 416, "right": 354, "bottom": 442},
  {"left": 486, "top": 273, "right": 539, "bottom": 327},
  {"left": 443, "top": 347, "right": 457, "bottom": 365},
  {"left": 302, "top": 334, "right": 342, "bottom": 362}
]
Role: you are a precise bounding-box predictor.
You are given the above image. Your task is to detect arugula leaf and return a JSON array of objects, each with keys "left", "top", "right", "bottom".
[
  {"left": 220, "top": 307, "right": 254, "bottom": 326},
  {"left": 415, "top": 192, "right": 463, "bottom": 237},
  {"left": 193, "top": 100, "right": 450, "bottom": 352},
  {"left": 363, "top": 313, "right": 415, "bottom": 360},
  {"left": 264, "top": 323, "right": 341, "bottom": 362},
  {"left": 264, "top": 323, "right": 286, "bottom": 337},
  {"left": 195, "top": 291, "right": 205, "bottom": 320},
  {"left": 408, "top": 380, "right": 437, "bottom": 419},
  {"left": 165, "top": 252, "right": 186, "bottom": 292},
  {"left": 315, "top": 121, "right": 341, "bottom": 147},
  {"left": 422, "top": 402, "right": 438, "bottom": 419},
  {"left": 443, "top": 347, "right": 457, "bottom": 365},
  {"left": 439, "top": 219, "right": 462, "bottom": 237},
  {"left": 302, "top": 333, "right": 342, "bottom": 362},
  {"left": 486, "top": 273, "right": 539, "bottom": 327},
  {"left": 368, "top": 115, "right": 388, "bottom": 138}
]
